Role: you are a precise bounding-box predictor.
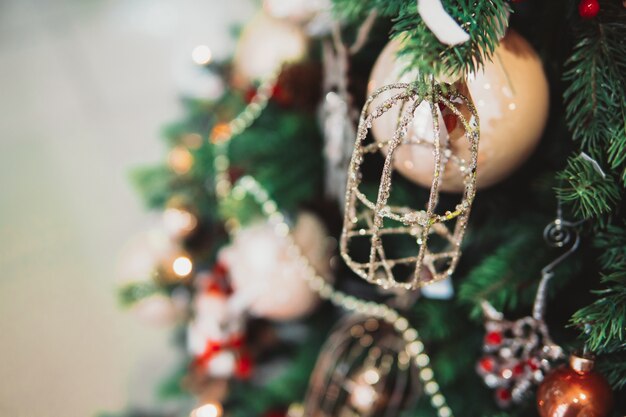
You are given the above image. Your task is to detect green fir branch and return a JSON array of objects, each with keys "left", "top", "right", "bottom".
[
  {"left": 555, "top": 154, "right": 620, "bottom": 220},
  {"left": 570, "top": 272, "right": 626, "bottom": 354},
  {"left": 118, "top": 281, "right": 160, "bottom": 307},
  {"left": 393, "top": 0, "right": 509, "bottom": 80},
  {"left": 595, "top": 224, "right": 626, "bottom": 271},
  {"left": 607, "top": 125, "right": 626, "bottom": 186},
  {"left": 332, "top": 0, "right": 406, "bottom": 19},
  {"left": 130, "top": 166, "right": 178, "bottom": 209},
  {"left": 562, "top": 3, "right": 626, "bottom": 149},
  {"left": 597, "top": 352, "right": 626, "bottom": 390},
  {"left": 458, "top": 223, "right": 547, "bottom": 318},
  {"left": 332, "top": 0, "right": 509, "bottom": 80}
]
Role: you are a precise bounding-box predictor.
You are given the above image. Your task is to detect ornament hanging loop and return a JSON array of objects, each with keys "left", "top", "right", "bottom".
[{"left": 533, "top": 215, "right": 582, "bottom": 320}]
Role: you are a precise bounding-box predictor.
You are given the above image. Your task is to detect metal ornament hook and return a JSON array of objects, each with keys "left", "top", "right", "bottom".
[{"left": 532, "top": 219, "right": 581, "bottom": 320}]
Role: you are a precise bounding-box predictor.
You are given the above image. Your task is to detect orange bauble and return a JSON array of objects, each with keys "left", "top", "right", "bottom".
[
  {"left": 369, "top": 30, "right": 549, "bottom": 192},
  {"left": 537, "top": 354, "right": 613, "bottom": 417}
]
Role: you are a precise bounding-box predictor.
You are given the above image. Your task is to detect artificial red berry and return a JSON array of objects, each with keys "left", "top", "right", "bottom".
[
  {"left": 485, "top": 331, "right": 503, "bottom": 346},
  {"left": 496, "top": 387, "right": 512, "bottom": 402},
  {"left": 527, "top": 357, "right": 540, "bottom": 371},
  {"left": 512, "top": 363, "right": 525, "bottom": 376},
  {"left": 579, "top": 0, "right": 600, "bottom": 19},
  {"left": 479, "top": 357, "right": 495, "bottom": 373}
]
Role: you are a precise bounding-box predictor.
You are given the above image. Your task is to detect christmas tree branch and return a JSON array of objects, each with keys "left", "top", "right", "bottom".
[
  {"left": 558, "top": 2, "right": 626, "bottom": 378},
  {"left": 562, "top": 3, "right": 626, "bottom": 149},
  {"left": 555, "top": 153, "right": 620, "bottom": 221},
  {"left": 332, "top": 0, "right": 509, "bottom": 79}
]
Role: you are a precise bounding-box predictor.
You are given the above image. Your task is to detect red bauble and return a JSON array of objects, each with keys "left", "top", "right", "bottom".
[
  {"left": 537, "top": 354, "right": 613, "bottom": 417},
  {"left": 578, "top": 0, "right": 600, "bottom": 19}
]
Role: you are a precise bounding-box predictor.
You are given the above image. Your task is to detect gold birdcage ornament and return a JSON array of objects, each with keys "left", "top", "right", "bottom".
[{"left": 340, "top": 82, "right": 480, "bottom": 290}]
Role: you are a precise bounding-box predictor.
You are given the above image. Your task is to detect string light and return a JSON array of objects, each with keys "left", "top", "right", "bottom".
[
  {"left": 163, "top": 206, "right": 197, "bottom": 238},
  {"left": 190, "top": 402, "right": 223, "bottom": 417},
  {"left": 349, "top": 382, "right": 378, "bottom": 412},
  {"left": 191, "top": 45, "right": 213, "bottom": 65},
  {"left": 172, "top": 255, "right": 193, "bottom": 277},
  {"left": 168, "top": 146, "right": 194, "bottom": 174}
]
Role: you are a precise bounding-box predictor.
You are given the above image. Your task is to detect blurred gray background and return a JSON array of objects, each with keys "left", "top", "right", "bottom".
[{"left": 0, "top": 1, "right": 254, "bottom": 416}]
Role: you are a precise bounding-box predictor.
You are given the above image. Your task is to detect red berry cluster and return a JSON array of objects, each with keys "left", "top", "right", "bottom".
[{"left": 476, "top": 320, "right": 559, "bottom": 408}]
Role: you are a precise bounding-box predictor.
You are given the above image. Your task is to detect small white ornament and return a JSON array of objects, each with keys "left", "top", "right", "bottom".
[
  {"left": 219, "top": 213, "right": 330, "bottom": 321},
  {"left": 420, "top": 277, "right": 454, "bottom": 300},
  {"left": 417, "top": 0, "right": 470, "bottom": 46}
]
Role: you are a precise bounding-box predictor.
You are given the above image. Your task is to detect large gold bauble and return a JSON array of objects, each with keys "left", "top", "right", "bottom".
[{"left": 369, "top": 30, "right": 549, "bottom": 192}]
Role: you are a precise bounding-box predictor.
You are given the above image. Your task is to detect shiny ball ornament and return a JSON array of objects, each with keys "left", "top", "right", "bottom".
[
  {"left": 368, "top": 30, "right": 549, "bottom": 191},
  {"left": 232, "top": 12, "right": 308, "bottom": 87},
  {"left": 219, "top": 213, "right": 331, "bottom": 321},
  {"left": 537, "top": 354, "right": 613, "bottom": 417}
]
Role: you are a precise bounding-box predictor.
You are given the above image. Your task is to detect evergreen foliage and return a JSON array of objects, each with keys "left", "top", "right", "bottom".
[{"left": 120, "top": 0, "right": 626, "bottom": 416}]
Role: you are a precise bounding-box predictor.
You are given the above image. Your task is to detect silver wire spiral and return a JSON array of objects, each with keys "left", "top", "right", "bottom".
[{"left": 543, "top": 219, "right": 574, "bottom": 248}]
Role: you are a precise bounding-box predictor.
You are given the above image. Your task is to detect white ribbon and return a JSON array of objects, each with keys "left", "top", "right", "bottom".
[{"left": 417, "top": 0, "right": 470, "bottom": 46}]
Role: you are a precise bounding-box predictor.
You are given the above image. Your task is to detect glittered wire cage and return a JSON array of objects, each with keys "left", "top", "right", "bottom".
[
  {"left": 302, "top": 315, "right": 420, "bottom": 417},
  {"left": 340, "top": 82, "right": 479, "bottom": 290}
]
